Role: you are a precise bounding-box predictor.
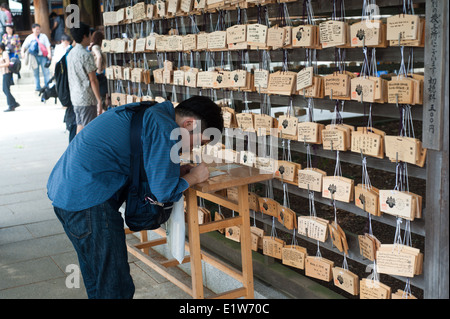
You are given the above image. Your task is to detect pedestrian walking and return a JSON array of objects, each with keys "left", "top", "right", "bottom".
[{"left": 0, "top": 43, "right": 19, "bottom": 112}]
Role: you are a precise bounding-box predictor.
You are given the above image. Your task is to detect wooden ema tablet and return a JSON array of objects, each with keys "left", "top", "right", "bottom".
[
  {"left": 322, "top": 176, "right": 354, "bottom": 203},
  {"left": 236, "top": 113, "right": 254, "bottom": 132},
  {"left": 297, "top": 122, "right": 324, "bottom": 144},
  {"left": 275, "top": 160, "right": 300, "bottom": 183},
  {"left": 297, "top": 216, "right": 329, "bottom": 242},
  {"left": 305, "top": 256, "right": 334, "bottom": 282},
  {"left": 292, "top": 25, "right": 317, "bottom": 48},
  {"left": 278, "top": 115, "right": 298, "bottom": 137},
  {"left": 214, "top": 210, "right": 225, "bottom": 234},
  {"left": 296, "top": 66, "right": 314, "bottom": 91},
  {"left": 298, "top": 168, "right": 326, "bottom": 193},
  {"left": 379, "top": 190, "right": 414, "bottom": 221},
  {"left": 358, "top": 233, "right": 380, "bottom": 261},
  {"left": 282, "top": 245, "right": 307, "bottom": 270},
  {"left": 227, "top": 24, "right": 247, "bottom": 45},
  {"left": 324, "top": 72, "right": 351, "bottom": 98},
  {"left": 391, "top": 289, "right": 417, "bottom": 299},
  {"left": 263, "top": 236, "right": 285, "bottom": 260},
  {"left": 277, "top": 205, "right": 297, "bottom": 230},
  {"left": 351, "top": 130, "right": 383, "bottom": 158},
  {"left": 254, "top": 157, "right": 277, "bottom": 174},
  {"left": 386, "top": 14, "right": 420, "bottom": 41},
  {"left": 198, "top": 207, "right": 211, "bottom": 225},
  {"left": 259, "top": 198, "right": 279, "bottom": 218},
  {"left": 388, "top": 78, "right": 414, "bottom": 104},
  {"left": 248, "top": 192, "right": 260, "bottom": 212},
  {"left": 319, "top": 20, "right": 347, "bottom": 48},
  {"left": 247, "top": 23, "right": 268, "bottom": 48},
  {"left": 389, "top": 18, "right": 425, "bottom": 47},
  {"left": 298, "top": 76, "right": 323, "bottom": 98},
  {"left": 254, "top": 69, "right": 269, "bottom": 92},
  {"left": 222, "top": 107, "right": 237, "bottom": 129},
  {"left": 254, "top": 113, "right": 277, "bottom": 136},
  {"left": 385, "top": 135, "right": 425, "bottom": 166},
  {"left": 355, "top": 184, "right": 380, "bottom": 216},
  {"left": 332, "top": 267, "right": 359, "bottom": 295},
  {"left": 182, "top": 34, "right": 197, "bottom": 51},
  {"left": 267, "top": 25, "right": 286, "bottom": 50},
  {"left": 360, "top": 278, "right": 391, "bottom": 299},
  {"left": 376, "top": 244, "right": 421, "bottom": 278},
  {"left": 267, "top": 71, "right": 297, "bottom": 96},
  {"left": 350, "top": 20, "right": 383, "bottom": 47},
  {"left": 251, "top": 226, "right": 265, "bottom": 251},
  {"left": 225, "top": 225, "right": 240, "bottom": 242},
  {"left": 322, "top": 126, "right": 351, "bottom": 151},
  {"left": 351, "top": 77, "right": 377, "bottom": 103},
  {"left": 212, "top": 70, "right": 231, "bottom": 89},
  {"left": 240, "top": 151, "right": 256, "bottom": 167},
  {"left": 196, "top": 32, "right": 208, "bottom": 51},
  {"left": 329, "top": 221, "right": 349, "bottom": 254}
]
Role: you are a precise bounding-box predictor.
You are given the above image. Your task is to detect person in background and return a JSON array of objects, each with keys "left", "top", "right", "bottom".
[
  {"left": 89, "top": 31, "right": 108, "bottom": 110},
  {"left": 50, "top": 33, "right": 72, "bottom": 75},
  {"left": 0, "top": 3, "right": 12, "bottom": 25},
  {"left": 0, "top": 43, "right": 19, "bottom": 112},
  {"left": 21, "top": 24, "right": 52, "bottom": 92},
  {"left": 50, "top": 12, "right": 65, "bottom": 45},
  {"left": 0, "top": 6, "right": 6, "bottom": 39},
  {"left": 67, "top": 22, "right": 102, "bottom": 133},
  {"left": 2, "top": 25, "right": 21, "bottom": 80}
]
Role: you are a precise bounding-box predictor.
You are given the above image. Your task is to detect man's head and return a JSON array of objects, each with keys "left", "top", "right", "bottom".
[
  {"left": 32, "top": 24, "right": 41, "bottom": 36},
  {"left": 70, "top": 22, "right": 91, "bottom": 46},
  {"left": 174, "top": 96, "right": 223, "bottom": 150}
]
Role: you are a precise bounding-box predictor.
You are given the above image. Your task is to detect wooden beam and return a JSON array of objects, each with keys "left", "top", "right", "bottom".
[
  {"left": 199, "top": 216, "right": 242, "bottom": 234},
  {"left": 33, "top": 0, "right": 51, "bottom": 39}
]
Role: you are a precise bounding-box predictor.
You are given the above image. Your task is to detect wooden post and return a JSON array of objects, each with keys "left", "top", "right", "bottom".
[
  {"left": 33, "top": 0, "right": 51, "bottom": 40},
  {"left": 423, "top": 0, "right": 449, "bottom": 299},
  {"left": 237, "top": 184, "right": 254, "bottom": 298},
  {"left": 186, "top": 188, "right": 204, "bottom": 299}
]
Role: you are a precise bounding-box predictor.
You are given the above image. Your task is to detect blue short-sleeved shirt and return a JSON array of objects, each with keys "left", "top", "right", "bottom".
[{"left": 47, "top": 101, "right": 189, "bottom": 211}]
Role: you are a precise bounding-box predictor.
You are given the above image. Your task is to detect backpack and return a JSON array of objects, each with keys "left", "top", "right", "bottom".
[
  {"left": 28, "top": 38, "right": 39, "bottom": 56},
  {"left": 8, "top": 57, "right": 21, "bottom": 74},
  {"left": 111, "top": 102, "right": 174, "bottom": 232},
  {"left": 54, "top": 47, "right": 72, "bottom": 107}
]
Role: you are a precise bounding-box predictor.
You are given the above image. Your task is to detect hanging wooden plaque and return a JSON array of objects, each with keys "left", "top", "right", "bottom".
[
  {"left": 282, "top": 245, "right": 307, "bottom": 270},
  {"left": 258, "top": 197, "right": 279, "bottom": 218},
  {"left": 332, "top": 267, "right": 359, "bottom": 295},
  {"left": 263, "top": 236, "right": 285, "bottom": 260},
  {"left": 305, "top": 256, "right": 334, "bottom": 282}
]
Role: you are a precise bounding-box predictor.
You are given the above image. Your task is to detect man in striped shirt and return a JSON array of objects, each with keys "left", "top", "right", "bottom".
[{"left": 47, "top": 96, "right": 223, "bottom": 298}]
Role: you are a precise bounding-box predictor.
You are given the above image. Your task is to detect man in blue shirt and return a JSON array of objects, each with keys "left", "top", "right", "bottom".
[{"left": 47, "top": 96, "right": 223, "bottom": 299}]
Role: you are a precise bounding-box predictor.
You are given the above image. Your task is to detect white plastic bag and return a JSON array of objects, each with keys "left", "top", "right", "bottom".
[{"left": 166, "top": 194, "right": 185, "bottom": 264}]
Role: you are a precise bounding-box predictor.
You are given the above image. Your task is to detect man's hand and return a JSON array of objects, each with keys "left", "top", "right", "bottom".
[
  {"left": 97, "top": 100, "right": 103, "bottom": 116},
  {"left": 182, "top": 163, "right": 209, "bottom": 186}
]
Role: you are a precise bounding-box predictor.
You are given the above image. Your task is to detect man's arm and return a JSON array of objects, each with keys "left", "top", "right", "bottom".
[{"left": 87, "top": 71, "right": 103, "bottom": 115}]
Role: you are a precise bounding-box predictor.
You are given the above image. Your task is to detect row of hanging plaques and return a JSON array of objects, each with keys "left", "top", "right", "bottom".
[
  {"left": 103, "top": 0, "right": 425, "bottom": 49},
  {"left": 191, "top": 182, "right": 423, "bottom": 298},
  {"left": 107, "top": 61, "right": 424, "bottom": 106},
  {"left": 217, "top": 108, "right": 427, "bottom": 167}
]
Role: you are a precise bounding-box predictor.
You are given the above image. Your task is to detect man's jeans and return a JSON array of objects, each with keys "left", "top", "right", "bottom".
[
  {"left": 54, "top": 201, "right": 135, "bottom": 299},
  {"left": 33, "top": 55, "right": 51, "bottom": 91}
]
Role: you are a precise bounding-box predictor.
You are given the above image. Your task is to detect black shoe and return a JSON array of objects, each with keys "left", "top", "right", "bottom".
[
  {"left": 14, "top": 103, "right": 20, "bottom": 108},
  {"left": 4, "top": 108, "right": 15, "bottom": 112}
]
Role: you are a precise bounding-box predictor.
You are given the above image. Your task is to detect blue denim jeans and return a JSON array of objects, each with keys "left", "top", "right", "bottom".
[
  {"left": 54, "top": 200, "right": 135, "bottom": 299},
  {"left": 33, "top": 55, "right": 51, "bottom": 90}
]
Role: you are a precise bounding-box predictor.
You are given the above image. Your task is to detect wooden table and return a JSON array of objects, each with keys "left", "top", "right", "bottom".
[{"left": 126, "top": 159, "right": 273, "bottom": 299}]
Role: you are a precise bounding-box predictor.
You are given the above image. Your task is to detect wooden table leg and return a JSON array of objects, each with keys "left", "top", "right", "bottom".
[
  {"left": 237, "top": 184, "right": 254, "bottom": 298},
  {"left": 186, "top": 188, "right": 204, "bottom": 299}
]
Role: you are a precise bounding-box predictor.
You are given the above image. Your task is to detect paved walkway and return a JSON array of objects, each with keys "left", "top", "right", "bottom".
[{"left": 0, "top": 74, "right": 288, "bottom": 299}]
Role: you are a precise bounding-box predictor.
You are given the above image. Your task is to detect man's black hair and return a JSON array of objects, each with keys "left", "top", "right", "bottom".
[
  {"left": 175, "top": 96, "right": 224, "bottom": 133},
  {"left": 70, "top": 22, "right": 91, "bottom": 44}
]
